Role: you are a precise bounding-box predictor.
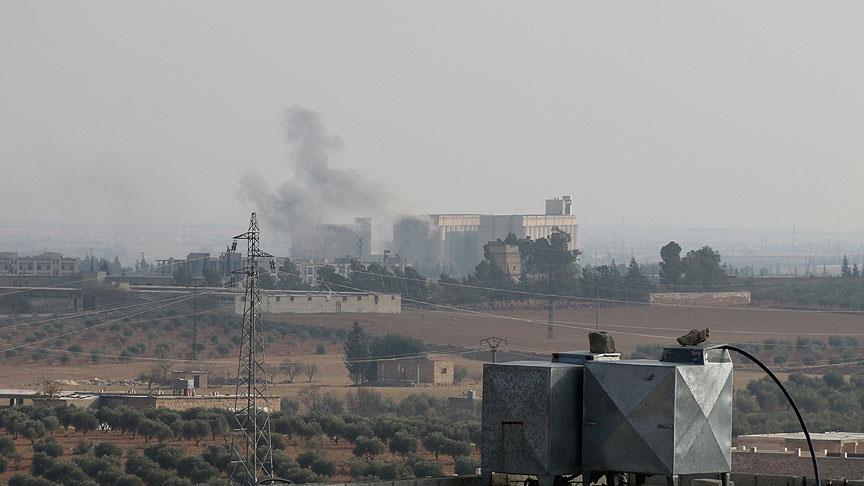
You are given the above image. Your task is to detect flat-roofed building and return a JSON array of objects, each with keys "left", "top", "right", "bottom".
[
  {"left": 394, "top": 196, "right": 578, "bottom": 276},
  {"left": 0, "top": 252, "right": 79, "bottom": 276}
]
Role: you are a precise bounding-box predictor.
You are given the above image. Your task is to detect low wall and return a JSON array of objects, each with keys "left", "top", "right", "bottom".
[
  {"left": 97, "top": 394, "right": 282, "bottom": 412},
  {"left": 235, "top": 292, "right": 402, "bottom": 315},
  {"left": 308, "top": 476, "right": 481, "bottom": 486},
  {"left": 649, "top": 292, "right": 751, "bottom": 307},
  {"left": 733, "top": 451, "right": 864, "bottom": 480},
  {"left": 335, "top": 475, "right": 862, "bottom": 486}
]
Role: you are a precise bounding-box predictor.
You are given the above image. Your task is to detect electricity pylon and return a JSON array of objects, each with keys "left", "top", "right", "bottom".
[{"left": 229, "top": 212, "right": 274, "bottom": 485}]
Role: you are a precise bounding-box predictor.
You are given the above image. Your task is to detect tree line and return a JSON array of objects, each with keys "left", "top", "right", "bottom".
[{"left": 0, "top": 387, "right": 479, "bottom": 485}]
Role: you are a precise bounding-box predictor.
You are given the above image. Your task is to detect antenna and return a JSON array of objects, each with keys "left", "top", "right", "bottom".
[{"left": 229, "top": 212, "right": 275, "bottom": 485}]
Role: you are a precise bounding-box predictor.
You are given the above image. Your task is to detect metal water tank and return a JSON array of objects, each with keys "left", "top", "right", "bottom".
[
  {"left": 481, "top": 361, "right": 583, "bottom": 485},
  {"left": 581, "top": 346, "right": 733, "bottom": 477}
]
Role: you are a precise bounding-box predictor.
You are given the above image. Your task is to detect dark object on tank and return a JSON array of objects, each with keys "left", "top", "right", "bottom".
[
  {"left": 589, "top": 331, "right": 617, "bottom": 353},
  {"left": 661, "top": 345, "right": 731, "bottom": 365},
  {"left": 676, "top": 328, "right": 709, "bottom": 346},
  {"left": 552, "top": 351, "right": 620, "bottom": 365}
]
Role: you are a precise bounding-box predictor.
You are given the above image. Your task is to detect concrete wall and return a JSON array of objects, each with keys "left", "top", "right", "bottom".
[
  {"left": 306, "top": 476, "right": 480, "bottom": 486},
  {"left": 649, "top": 292, "right": 751, "bottom": 307},
  {"left": 98, "top": 394, "right": 282, "bottom": 412},
  {"left": 733, "top": 451, "right": 864, "bottom": 480},
  {"left": 235, "top": 292, "right": 401, "bottom": 315},
  {"left": 424, "top": 359, "right": 455, "bottom": 386},
  {"left": 377, "top": 359, "right": 454, "bottom": 386}
]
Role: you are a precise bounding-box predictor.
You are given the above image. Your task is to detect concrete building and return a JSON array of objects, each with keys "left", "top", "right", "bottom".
[
  {"left": 0, "top": 252, "right": 79, "bottom": 276},
  {"left": 487, "top": 242, "right": 521, "bottom": 277},
  {"left": 172, "top": 370, "right": 209, "bottom": 390},
  {"left": 376, "top": 357, "right": 455, "bottom": 386},
  {"left": 393, "top": 196, "right": 578, "bottom": 276},
  {"left": 234, "top": 290, "right": 401, "bottom": 315},
  {"left": 0, "top": 286, "right": 82, "bottom": 312}
]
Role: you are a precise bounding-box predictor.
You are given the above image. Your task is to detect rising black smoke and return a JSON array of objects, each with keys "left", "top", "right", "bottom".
[{"left": 237, "top": 106, "right": 391, "bottom": 239}]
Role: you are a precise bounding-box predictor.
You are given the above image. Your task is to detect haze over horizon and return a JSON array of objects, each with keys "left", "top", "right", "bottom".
[{"left": 3, "top": 2, "right": 864, "bottom": 233}]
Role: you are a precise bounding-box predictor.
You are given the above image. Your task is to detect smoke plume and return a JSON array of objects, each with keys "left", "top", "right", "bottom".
[{"left": 238, "top": 106, "right": 391, "bottom": 239}]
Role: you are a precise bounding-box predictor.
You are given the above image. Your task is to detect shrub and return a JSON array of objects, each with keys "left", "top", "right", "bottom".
[
  {"left": 143, "top": 443, "right": 183, "bottom": 470},
  {"left": 408, "top": 456, "right": 443, "bottom": 477},
  {"left": 315, "top": 343, "right": 327, "bottom": 354},
  {"left": 202, "top": 445, "right": 232, "bottom": 472},
  {"left": 311, "top": 457, "right": 336, "bottom": 477},
  {"left": 176, "top": 456, "right": 218, "bottom": 484},
  {"left": 94, "top": 442, "right": 123, "bottom": 459},
  {"left": 9, "top": 473, "right": 55, "bottom": 486},
  {"left": 0, "top": 435, "right": 18, "bottom": 457},
  {"left": 389, "top": 431, "right": 417, "bottom": 458},
  {"left": 353, "top": 436, "right": 385, "bottom": 460},
  {"left": 33, "top": 437, "right": 63, "bottom": 457},
  {"left": 454, "top": 455, "right": 479, "bottom": 475},
  {"left": 279, "top": 398, "right": 300, "bottom": 414}
]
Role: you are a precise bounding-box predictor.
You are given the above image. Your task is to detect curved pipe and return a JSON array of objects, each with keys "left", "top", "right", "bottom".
[
  {"left": 255, "top": 478, "right": 293, "bottom": 485},
  {"left": 720, "top": 345, "right": 820, "bottom": 486}
]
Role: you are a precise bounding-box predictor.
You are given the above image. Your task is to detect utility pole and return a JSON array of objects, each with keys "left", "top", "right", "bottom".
[
  {"left": 481, "top": 337, "right": 507, "bottom": 363},
  {"left": 547, "top": 262, "right": 554, "bottom": 339},
  {"left": 229, "top": 213, "right": 275, "bottom": 485},
  {"left": 192, "top": 281, "right": 198, "bottom": 361},
  {"left": 595, "top": 287, "right": 600, "bottom": 330}
]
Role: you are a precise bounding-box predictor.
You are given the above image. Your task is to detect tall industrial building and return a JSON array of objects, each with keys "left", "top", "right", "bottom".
[
  {"left": 393, "top": 196, "right": 578, "bottom": 276},
  {"left": 290, "top": 217, "right": 381, "bottom": 261}
]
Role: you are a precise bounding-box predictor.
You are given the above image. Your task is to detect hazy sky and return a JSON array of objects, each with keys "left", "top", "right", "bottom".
[{"left": 2, "top": 2, "right": 863, "bottom": 233}]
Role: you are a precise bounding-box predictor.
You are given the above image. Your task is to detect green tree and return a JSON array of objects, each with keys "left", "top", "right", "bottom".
[
  {"left": 94, "top": 442, "right": 123, "bottom": 459},
  {"left": 659, "top": 241, "right": 683, "bottom": 285},
  {"left": 176, "top": 456, "right": 218, "bottom": 483},
  {"left": 421, "top": 431, "right": 448, "bottom": 461},
  {"left": 343, "top": 321, "right": 371, "bottom": 385},
  {"left": 352, "top": 436, "right": 385, "bottom": 461},
  {"left": 682, "top": 246, "right": 725, "bottom": 287},
  {"left": 842, "top": 255, "right": 852, "bottom": 277},
  {"left": 625, "top": 258, "right": 652, "bottom": 299},
  {"left": 454, "top": 455, "right": 480, "bottom": 475},
  {"left": 389, "top": 431, "right": 417, "bottom": 459}
]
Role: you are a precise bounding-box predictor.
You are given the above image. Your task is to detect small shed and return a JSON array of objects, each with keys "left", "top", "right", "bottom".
[{"left": 172, "top": 370, "right": 208, "bottom": 389}]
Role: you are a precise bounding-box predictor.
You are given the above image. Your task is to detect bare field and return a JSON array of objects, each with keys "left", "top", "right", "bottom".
[
  {"left": 3, "top": 304, "right": 849, "bottom": 391},
  {"left": 281, "top": 305, "right": 864, "bottom": 357}
]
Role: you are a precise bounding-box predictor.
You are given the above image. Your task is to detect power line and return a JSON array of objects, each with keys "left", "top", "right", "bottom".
[
  {"left": 0, "top": 292, "right": 203, "bottom": 332},
  {"left": 323, "top": 266, "right": 864, "bottom": 315}
]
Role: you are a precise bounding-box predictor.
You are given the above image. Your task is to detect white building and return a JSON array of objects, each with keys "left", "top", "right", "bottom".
[{"left": 393, "top": 196, "right": 578, "bottom": 276}]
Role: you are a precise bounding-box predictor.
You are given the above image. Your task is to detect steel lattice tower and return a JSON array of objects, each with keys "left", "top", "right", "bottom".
[{"left": 229, "top": 212, "right": 274, "bottom": 485}]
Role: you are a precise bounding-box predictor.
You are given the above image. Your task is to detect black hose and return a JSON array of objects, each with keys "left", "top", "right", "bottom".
[
  {"left": 255, "top": 478, "right": 293, "bottom": 485},
  {"left": 720, "top": 345, "right": 820, "bottom": 485}
]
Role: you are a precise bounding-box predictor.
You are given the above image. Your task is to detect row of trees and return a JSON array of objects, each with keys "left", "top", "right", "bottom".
[
  {"left": 0, "top": 388, "right": 479, "bottom": 484},
  {"left": 659, "top": 241, "right": 726, "bottom": 287},
  {"left": 284, "top": 230, "right": 730, "bottom": 307}
]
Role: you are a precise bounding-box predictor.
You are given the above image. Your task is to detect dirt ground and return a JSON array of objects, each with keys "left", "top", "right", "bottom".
[
  {"left": 2, "top": 304, "right": 840, "bottom": 393},
  {"left": 284, "top": 305, "right": 864, "bottom": 361}
]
